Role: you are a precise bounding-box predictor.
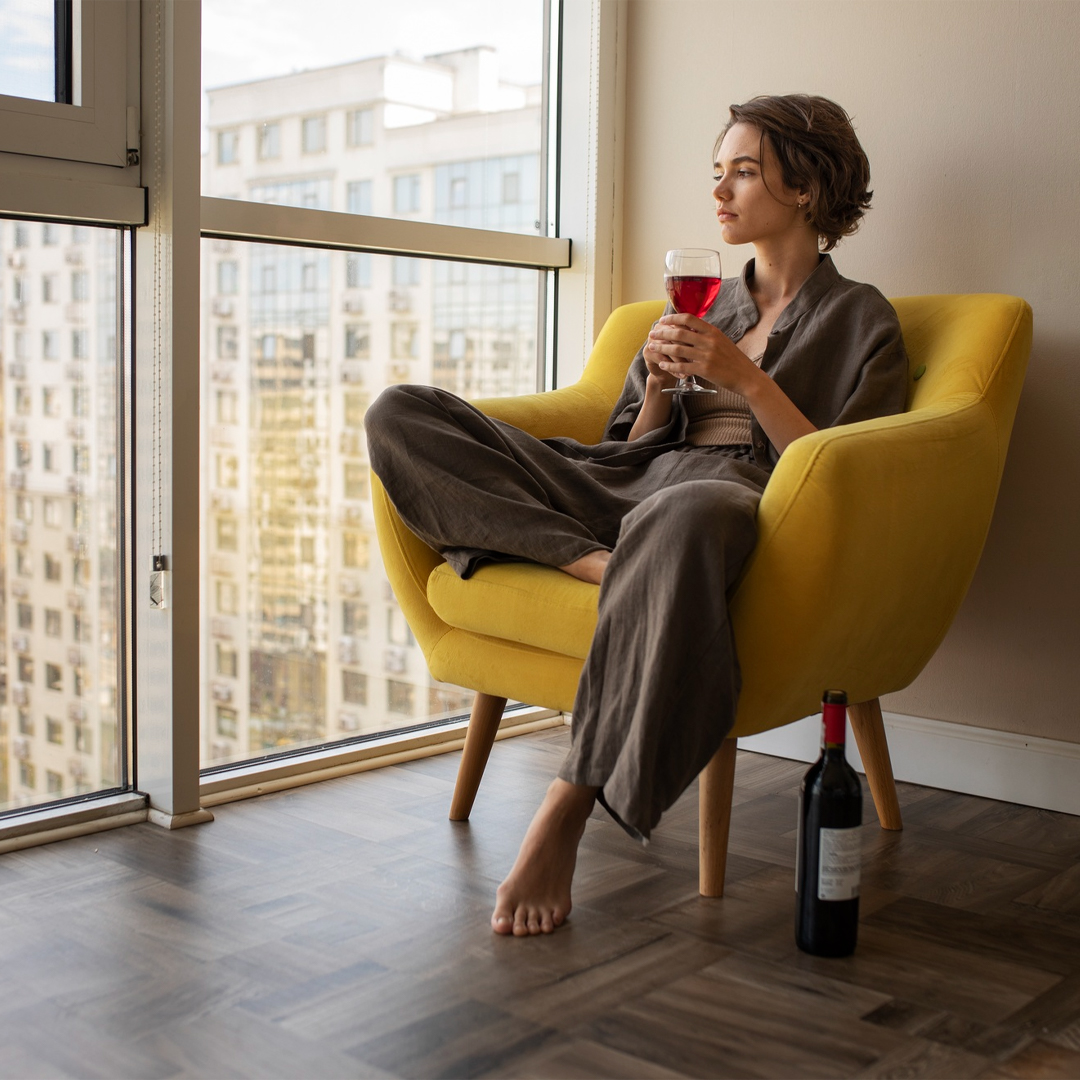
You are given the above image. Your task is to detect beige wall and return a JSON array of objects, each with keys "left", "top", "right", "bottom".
[{"left": 619, "top": 0, "right": 1080, "bottom": 743}]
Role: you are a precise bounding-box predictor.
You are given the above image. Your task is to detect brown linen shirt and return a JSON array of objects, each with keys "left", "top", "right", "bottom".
[{"left": 603, "top": 255, "right": 909, "bottom": 470}]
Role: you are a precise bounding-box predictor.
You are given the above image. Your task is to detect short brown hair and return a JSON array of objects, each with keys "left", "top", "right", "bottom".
[{"left": 716, "top": 95, "right": 872, "bottom": 252}]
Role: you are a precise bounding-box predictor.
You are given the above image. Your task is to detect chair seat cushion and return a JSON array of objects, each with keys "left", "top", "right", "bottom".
[{"left": 428, "top": 562, "right": 599, "bottom": 660}]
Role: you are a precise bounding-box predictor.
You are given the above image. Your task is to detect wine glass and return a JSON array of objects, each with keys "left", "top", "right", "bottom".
[{"left": 661, "top": 248, "right": 722, "bottom": 395}]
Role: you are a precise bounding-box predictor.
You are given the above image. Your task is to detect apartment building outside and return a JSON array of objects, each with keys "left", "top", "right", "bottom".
[{"left": 200, "top": 47, "right": 543, "bottom": 768}]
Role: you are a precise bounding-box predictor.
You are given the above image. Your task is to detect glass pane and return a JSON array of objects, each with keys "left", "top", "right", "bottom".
[
  {"left": 202, "top": 0, "right": 545, "bottom": 235},
  {"left": 200, "top": 240, "right": 541, "bottom": 767},
  {"left": 1, "top": 220, "right": 126, "bottom": 812},
  {"left": 0, "top": 0, "right": 58, "bottom": 103}
]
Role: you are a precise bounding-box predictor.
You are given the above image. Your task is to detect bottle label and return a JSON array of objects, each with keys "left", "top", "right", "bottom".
[{"left": 818, "top": 827, "right": 861, "bottom": 900}]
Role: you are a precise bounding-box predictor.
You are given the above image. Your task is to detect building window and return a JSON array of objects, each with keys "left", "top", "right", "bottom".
[
  {"left": 301, "top": 115, "right": 326, "bottom": 154},
  {"left": 450, "top": 176, "right": 467, "bottom": 209},
  {"left": 19, "top": 763, "right": 36, "bottom": 790},
  {"left": 42, "top": 443, "right": 57, "bottom": 471},
  {"left": 342, "top": 670, "right": 368, "bottom": 706},
  {"left": 345, "top": 252, "right": 371, "bottom": 288},
  {"left": 18, "top": 710, "right": 34, "bottom": 736},
  {"left": 257, "top": 121, "right": 281, "bottom": 160},
  {"left": 47, "top": 771, "right": 65, "bottom": 795},
  {"left": 391, "top": 322, "right": 420, "bottom": 360},
  {"left": 217, "top": 260, "right": 238, "bottom": 294},
  {"left": 216, "top": 643, "right": 238, "bottom": 678},
  {"left": 73, "top": 613, "right": 92, "bottom": 641},
  {"left": 342, "top": 532, "right": 369, "bottom": 569},
  {"left": 42, "top": 330, "right": 59, "bottom": 358},
  {"left": 18, "top": 656, "right": 34, "bottom": 683},
  {"left": 71, "top": 329, "right": 90, "bottom": 359},
  {"left": 74, "top": 723, "right": 92, "bottom": 753},
  {"left": 42, "top": 388, "right": 60, "bottom": 417},
  {"left": 14, "top": 223, "right": 30, "bottom": 248},
  {"left": 42, "top": 223, "right": 59, "bottom": 245},
  {"left": 346, "top": 107, "right": 374, "bottom": 147},
  {"left": 502, "top": 171, "right": 521, "bottom": 205},
  {"left": 392, "top": 257, "right": 421, "bottom": 287},
  {"left": 17, "top": 602, "right": 34, "bottom": 630},
  {"left": 73, "top": 444, "right": 90, "bottom": 475},
  {"left": 342, "top": 599, "right": 368, "bottom": 636},
  {"left": 217, "top": 325, "right": 238, "bottom": 359},
  {"left": 217, "top": 129, "right": 239, "bottom": 164},
  {"left": 44, "top": 553, "right": 62, "bottom": 581},
  {"left": 216, "top": 454, "right": 239, "bottom": 489},
  {"left": 344, "top": 323, "right": 370, "bottom": 359},
  {"left": 42, "top": 274, "right": 57, "bottom": 303},
  {"left": 346, "top": 179, "right": 372, "bottom": 216},
  {"left": 15, "top": 440, "right": 32, "bottom": 468},
  {"left": 301, "top": 261, "right": 318, "bottom": 292},
  {"left": 387, "top": 679, "right": 415, "bottom": 716},
  {"left": 216, "top": 390, "right": 238, "bottom": 424},
  {"left": 343, "top": 392, "right": 369, "bottom": 427},
  {"left": 47, "top": 717, "right": 64, "bottom": 745},
  {"left": 393, "top": 174, "right": 421, "bottom": 214},
  {"left": 216, "top": 707, "right": 238, "bottom": 738},
  {"left": 15, "top": 495, "right": 33, "bottom": 523},
  {"left": 15, "top": 385, "right": 31, "bottom": 415},
  {"left": 71, "top": 270, "right": 90, "bottom": 301},
  {"left": 45, "top": 608, "right": 62, "bottom": 637},
  {"left": 72, "top": 386, "right": 89, "bottom": 417},
  {"left": 46, "top": 663, "right": 63, "bottom": 691},
  {"left": 216, "top": 580, "right": 239, "bottom": 615},
  {"left": 216, "top": 516, "right": 238, "bottom": 552},
  {"left": 343, "top": 462, "right": 368, "bottom": 500}
]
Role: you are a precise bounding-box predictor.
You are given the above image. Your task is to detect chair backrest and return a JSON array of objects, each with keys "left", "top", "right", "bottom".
[{"left": 728, "top": 292, "right": 1032, "bottom": 736}]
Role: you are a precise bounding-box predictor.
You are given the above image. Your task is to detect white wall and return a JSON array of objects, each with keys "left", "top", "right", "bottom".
[{"left": 620, "top": 0, "right": 1080, "bottom": 744}]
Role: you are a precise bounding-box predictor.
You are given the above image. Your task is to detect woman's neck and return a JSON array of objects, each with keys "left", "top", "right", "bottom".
[{"left": 749, "top": 234, "right": 822, "bottom": 308}]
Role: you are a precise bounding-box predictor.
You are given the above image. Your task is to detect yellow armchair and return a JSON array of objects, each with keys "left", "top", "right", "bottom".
[{"left": 372, "top": 294, "right": 1032, "bottom": 895}]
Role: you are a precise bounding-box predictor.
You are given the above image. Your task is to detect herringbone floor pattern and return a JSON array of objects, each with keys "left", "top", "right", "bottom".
[{"left": 2, "top": 725, "right": 1080, "bottom": 1078}]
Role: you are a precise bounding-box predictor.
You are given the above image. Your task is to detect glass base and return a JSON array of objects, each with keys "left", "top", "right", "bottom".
[{"left": 662, "top": 380, "right": 717, "bottom": 395}]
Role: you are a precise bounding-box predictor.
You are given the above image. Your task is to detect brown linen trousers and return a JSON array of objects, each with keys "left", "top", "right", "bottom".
[
  {"left": 366, "top": 256, "right": 909, "bottom": 839},
  {"left": 366, "top": 384, "right": 770, "bottom": 839}
]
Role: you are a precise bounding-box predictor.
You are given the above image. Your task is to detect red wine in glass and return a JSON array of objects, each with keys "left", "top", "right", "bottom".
[{"left": 662, "top": 248, "right": 721, "bottom": 394}]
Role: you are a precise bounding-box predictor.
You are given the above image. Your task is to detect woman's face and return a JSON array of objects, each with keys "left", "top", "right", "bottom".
[{"left": 712, "top": 122, "right": 807, "bottom": 247}]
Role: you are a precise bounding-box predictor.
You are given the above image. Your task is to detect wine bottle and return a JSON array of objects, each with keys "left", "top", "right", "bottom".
[{"left": 795, "top": 689, "right": 863, "bottom": 957}]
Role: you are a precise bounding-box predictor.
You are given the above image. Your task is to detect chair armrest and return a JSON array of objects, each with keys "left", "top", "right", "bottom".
[{"left": 731, "top": 395, "right": 1000, "bottom": 735}]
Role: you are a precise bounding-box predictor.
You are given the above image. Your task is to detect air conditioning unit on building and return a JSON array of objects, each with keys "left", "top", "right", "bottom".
[
  {"left": 12, "top": 737, "right": 31, "bottom": 760},
  {"left": 68, "top": 703, "right": 87, "bottom": 722},
  {"left": 67, "top": 591, "right": 84, "bottom": 610},
  {"left": 342, "top": 294, "right": 364, "bottom": 313},
  {"left": 68, "top": 647, "right": 85, "bottom": 666},
  {"left": 64, "top": 302, "right": 86, "bottom": 322},
  {"left": 339, "top": 576, "right": 360, "bottom": 597},
  {"left": 341, "top": 364, "right": 364, "bottom": 384},
  {"left": 338, "top": 711, "right": 360, "bottom": 732},
  {"left": 12, "top": 685, "right": 30, "bottom": 707},
  {"left": 212, "top": 682, "right": 234, "bottom": 703},
  {"left": 212, "top": 298, "right": 234, "bottom": 317},
  {"left": 8, "top": 472, "right": 26, "bottom": 490},
  {"left": 12, "top": 634, "right": 30, "bottom": 654},
  {"left": 64, "top": 248, "right": 84, "bottom": 265},
  {"left": 7, "top": 304, "right": 26, "bottom": 324},
  {"left": 67, "top": 478, "right": 83, "bottom": 495},
  {"left": 210, "top": 492, "right": 234, "bottom": 511},
  {"left": 8, "top": 362, "right": 26, "bottom": 380},
  {"left": 211, "top": 364, "right": 235, "bottom": 383},
  {"left": 211, "top": 618, "right": 234, "bottom": 639},
  {"left": 383, "top": 647, "right": 407, "bottom": 674},
  {"left": 338, "top": 637, "right": 360, "bottom": 664},
  {"left": 10, "top": 523, "right": 27, "bottom": 544},
  {"left": 388, "top": 290, "right": 411, "bottom": 312},
  {"left": 66, "top": 420, "right": 85, "bottom": 439},
  {"left": 7, "top": 252, "right": 24, "bottom": 268},
  {"left": 65, "top": 363, "right": 84, "bottom": 381}
]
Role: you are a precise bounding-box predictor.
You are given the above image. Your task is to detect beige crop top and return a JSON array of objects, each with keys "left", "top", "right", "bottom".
[{"left": 683, "top": 352, "right": 764, "bottom": 447}]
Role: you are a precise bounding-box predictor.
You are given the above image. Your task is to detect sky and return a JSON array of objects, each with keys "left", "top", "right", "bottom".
[
  {"left": 201, "top": 0, "right": 545, "bottom": 92},
  {"left": 0, "top": 0, "right": 54, "bottom": 102}
]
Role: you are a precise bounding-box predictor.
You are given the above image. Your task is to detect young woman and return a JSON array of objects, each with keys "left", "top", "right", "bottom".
[{"left": 366, "top": 94, "right": 908, "bottom": 937}]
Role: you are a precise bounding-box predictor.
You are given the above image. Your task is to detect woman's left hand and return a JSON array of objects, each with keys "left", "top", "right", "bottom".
[{"left": 647, "top": 313, "right": 760, "bottom": 395}]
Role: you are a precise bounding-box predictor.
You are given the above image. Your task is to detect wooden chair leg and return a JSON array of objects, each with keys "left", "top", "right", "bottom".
[
  {"left": 449, "top": 692, "right": 507, "bottom": 821},
  {"left": 847, "top": 697, "right": 903, "bottom": 831},
  {"left": 699, "top": 737, "right": 738, "bottom": 897}
]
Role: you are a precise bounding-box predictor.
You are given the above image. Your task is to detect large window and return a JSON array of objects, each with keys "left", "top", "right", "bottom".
[
  {"left": 198, "top": 0, "right": 568, "bottom": 771},
  {"left": 0, "top": 220, "right": 129, "bottom": 812}
]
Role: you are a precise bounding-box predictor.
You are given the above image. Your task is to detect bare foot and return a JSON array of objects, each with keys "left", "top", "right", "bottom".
[
  {"left": 492, "top": 779, "right": 597, "bottom": 936},
  {"left": 560, "top": 549, "right": 611, "bottom": 585}
]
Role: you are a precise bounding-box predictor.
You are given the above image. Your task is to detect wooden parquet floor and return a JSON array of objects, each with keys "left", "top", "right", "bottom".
[{"left": 2, "top": 726, "right": 1080, "bottom": 1079}]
